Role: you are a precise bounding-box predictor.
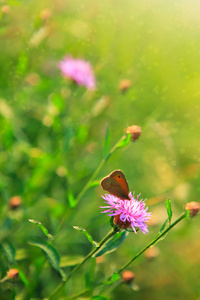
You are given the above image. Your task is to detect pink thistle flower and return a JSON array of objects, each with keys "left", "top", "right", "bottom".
[
  {"left": 58, "top": 55, "right": 96, "bottom": 90},
  {"left": 101, "top": 193, "right": 151, "bottom": 234}
]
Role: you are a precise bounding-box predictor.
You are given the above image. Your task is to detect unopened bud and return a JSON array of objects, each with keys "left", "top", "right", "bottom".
[
  {"left": 122, "top": 270, "right": 135, "bottom": 284},
  {"left": 40, "top": 9, "right": 52, "bottom": 21},
  {"left": 7, "top": 268, "right": 19, "bottom": 280},
  {"left": 2, "top": 5, "right": 10, "bottom": 14},
  {"left": 185, "top": 202, "right": 200, "bottom": 217},
  {"left": 9, "top": 196, "right": 22, "bottom": 210},
  {"left": 126, "top": 125, "right": 141, "bottom": 141},
  {"left": 119, "top": 79, "right": 132, "bottom": 92}
]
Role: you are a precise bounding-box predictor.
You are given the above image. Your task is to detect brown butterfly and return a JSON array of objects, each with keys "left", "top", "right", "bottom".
[{"left": 100, "top": 170, "right": 130, "bottom": 200}]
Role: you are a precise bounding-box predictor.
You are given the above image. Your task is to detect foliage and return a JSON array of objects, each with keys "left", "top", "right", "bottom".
[{"left": 0, "top": 0, "right": 200, "bottom": 299}]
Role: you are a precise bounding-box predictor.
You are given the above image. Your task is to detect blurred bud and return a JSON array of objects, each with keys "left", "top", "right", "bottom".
[
  {"left": 30, "top": 147, "right": 42, "bottom": 158},
  {"left": 119, "top": 79, "right": 132, "bottom": 92},
  {"left": 113, "top": 214, "right": 131, "bottom": 230},
  {"left": 96, "top": 256, "right": 104, "bottom": 264},
  {"left": 25, "top": 73, "right": 40, "bottom": 86},
  {"left": 56, "top": 166, "right": 67, "bottom": 177},
  {"left": 126, "top": 125, "right": 141, "bottom": 141},
  {"left": 185, "top": 202, "right": 200, "bottom": 217},
  {"left": 9, "top": 196, "right": 22, "bottom": 210},
  {"left": 145, "top": 246, "right": 160, "bottom": 260},
  {"left": 40, "top": 8, "right": 52, "bottom": 21},
  {"left": 122, "top": 270, "right": 135, "bottom": 284},
  {"left": 147, "top": 213, "right": 159, "bottom": 227},
  {"left": 7, "top": 268, "right": 19, "bottom": 280},
  {"left": 2, "top": 5, "right": 10, "bottom": 14}
]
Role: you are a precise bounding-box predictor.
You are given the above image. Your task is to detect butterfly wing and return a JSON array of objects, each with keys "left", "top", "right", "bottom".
[{"left": 100, "top": 170, "right": 130, "bottom": 199}]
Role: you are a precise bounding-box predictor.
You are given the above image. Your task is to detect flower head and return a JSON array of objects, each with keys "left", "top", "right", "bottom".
[
  {"left": 58, "top": 55, "right": 96, "bottom": 90},
  {"left": 101, "top": 193, "right": 151, "bottom": 234}
]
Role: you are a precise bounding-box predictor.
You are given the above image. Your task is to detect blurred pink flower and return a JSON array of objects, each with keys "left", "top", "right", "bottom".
[
  {"left": 101, "top": 193, "right": 151, "bottom": 234},
  {"left": 58, "top": 55, "right": 96, "bottom": 90}
]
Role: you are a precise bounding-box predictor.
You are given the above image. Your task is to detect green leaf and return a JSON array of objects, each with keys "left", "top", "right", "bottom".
[
  {"left": 18, "top": 270, "right": 30, "bottom": 288},
  {"left": 77, "top": 124, "right": 88, "bottom": 144},
  {"left": 103, "top": 125, "right": 110, "bottom": 157},
  {"left": 165, "top": 199, "right": 172, "bottom": 224},
  {"left": 104, "top": 272, "right": 120, "bottom": 285},
  {"left": 67, "top": 190, "right": 76, "bottom": 208},
  {"left": 159, "top": 219, "right": 168, "bottom": 233},
  {"left": 116, "top": 133, "right": 131, "bottom": 149},
  {"left": 85, "top": 257, "right": 96, "bottom": 288},
  {"left": 29, "top": 241, "right": 65, "bottom": 279},
  {"left": 51, "top": 93, "right": 65, "bottom": 112},
  {"left": 185, "top": 208, "right": 190, "bottom": 219},
  {"left": 73, "top": 226, "right": 99, "bottom": 247},
  {"left": 93, "top": 231, "right": 128, "bottom": 257},
  {"left": 92, "top": 296, "right": 108, "bottom": 300},
  {"left": 60, "top": 255, "right": 84, "bottom": 267},
  {"left": 28, "top": 219, "right": 53, "bottom": 240},
  {"left": 1, "top": 241, "right": 15, "bottom": 262}
]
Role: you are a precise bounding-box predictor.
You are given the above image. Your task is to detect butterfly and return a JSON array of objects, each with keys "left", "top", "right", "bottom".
[{"left": 100, "top": 170, "right": 130, "bottom": 200}]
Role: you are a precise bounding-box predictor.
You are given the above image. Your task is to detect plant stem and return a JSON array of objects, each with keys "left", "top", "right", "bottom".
[
  {"left": 64, "top": 212, "right": 187, "bottom": 299},
  {"left": 55, "top": 134, "right": 128, "bottom": 237},
  {"left": 49, "top": 227, "right": 119, "bottom": 299},
  {"left": 117, "top": 212, "right": 186, "bottom": 274}
]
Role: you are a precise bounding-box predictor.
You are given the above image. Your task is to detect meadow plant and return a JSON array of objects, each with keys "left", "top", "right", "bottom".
[{"left": 0, "top": 3, "right": 200, "bottom": 298}]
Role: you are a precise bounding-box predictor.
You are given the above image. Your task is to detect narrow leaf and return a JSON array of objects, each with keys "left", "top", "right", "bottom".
[
  {"left": 104, "top": 272, "right": 120, "bottom": 285},
  {"left": 67, "top": 190, "right": 76, "bottom": 208},
  {"left": 165, "top": 199, "right": 172, "bottom": 223},
  {"left": 73, "top": 226, "right": 99, "bottom": 247},
  {"left": 1, "top": 241, "right": 15, "bottom": 262},
  {"left": 29, "top": 241, "right": 65, "bottom": 279},
  {"left": 28, "top": 219, "right": 53, "bottom": 240},
  {"left": 92, "top": 296, "right": 108, "bottom": 300},
  {"left": 103, "top": 125, "right": 110, "bottom": 157},
  {"left": 185, "top": 208, "right": 190, "bottom": 219},
  {"left": 60, "top": 255, "right": 84, "bottom": 267},
  {"left": 116, "top": 133, "right": 131, "bottom": 149},
  {"left": 93, "top": 231, "right": 128, "bottom": 257},
  {"left": 85, "top": 257, "right": 96, "bottom": 289},
  {"left": 159, "top": 219, "right": 168, "bottom": 233},
  {"left": 18, "top": 270, "right": 30, "bottom": 288}
]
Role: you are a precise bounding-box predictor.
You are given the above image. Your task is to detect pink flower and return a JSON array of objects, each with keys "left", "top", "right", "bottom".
[
  {"left": 58, "top": 55, "right": 96, "bottom": 90},
  {"left": 101, "top": 193, "right": 151, "bottom": 234}
]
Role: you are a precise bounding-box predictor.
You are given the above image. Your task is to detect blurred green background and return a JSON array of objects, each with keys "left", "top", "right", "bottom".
[{"left": 0, "top": 0, "right": 200, "bottom": 299}]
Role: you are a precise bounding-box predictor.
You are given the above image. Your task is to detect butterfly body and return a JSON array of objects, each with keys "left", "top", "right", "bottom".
[{"left": 100, "top": 170, "right": 130, "bottom": 200}]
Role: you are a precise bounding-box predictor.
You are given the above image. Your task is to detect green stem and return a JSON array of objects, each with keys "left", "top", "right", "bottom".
[
  {"left": 117, "top": 212, "right": 186, "bottom": 274},
  {"left": 66, "top": 212, "right": 187, "bottom": 299},
  {"left": 55, "top": 134, "right": 128, "bottom": 237},
  {"left": 49, "top": 227, "right": 119, "bottom": 299}
]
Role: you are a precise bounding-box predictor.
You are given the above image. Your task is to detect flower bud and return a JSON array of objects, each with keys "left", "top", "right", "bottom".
[
  {"left": 2, "top": 5, "right": 10, "bottom": 14},
  {"left": 7, "top": 268, "right": 19, "bottom": 280},
  {"left": 122, "top": 270, "right": 135, "bottom": 284},
  {"left": 185, "top": 201, "right": 200, "bottom": 217},
  {"left": 9, "top": 196, "right": 22, "bottom": 210},
  {"left": 126, "top": 125, "right": 141, "bottom": 141},
  {"left": 119, "top": 79, "right": 132, "bottom": 92},
  {"left": 40, "top": 9, "right": 52, "bottom": 21}
]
